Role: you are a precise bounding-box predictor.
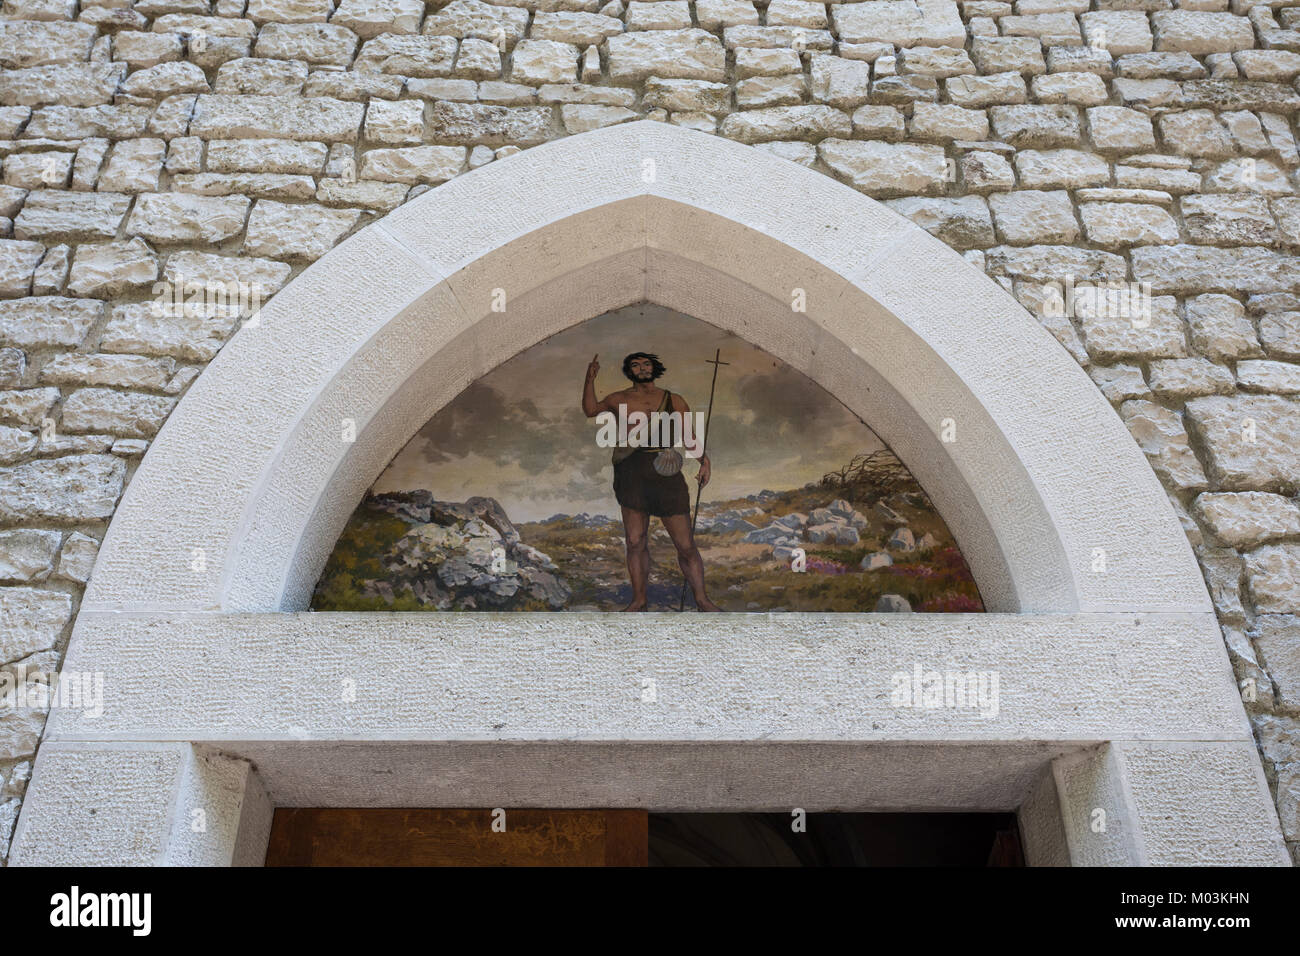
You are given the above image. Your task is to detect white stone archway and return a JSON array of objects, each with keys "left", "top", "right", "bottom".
[{"left": 10, "top": 122, "right": 1289, "bottom": 866}]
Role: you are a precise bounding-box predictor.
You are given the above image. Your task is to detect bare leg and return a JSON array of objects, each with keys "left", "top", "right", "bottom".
[
  {"left": 620, "top": 506, "right": 650, "bottom": 611},
  {"left": 662, "top": 512, "right": 720, "bottom": 611}
]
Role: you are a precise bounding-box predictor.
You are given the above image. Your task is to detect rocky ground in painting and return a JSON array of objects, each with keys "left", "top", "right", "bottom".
[
  {"left": 313, "top": 490, "right": 571, "bottom": 610},
  {"left": 313, "top": 451, "right": 984, "bottom": 613},
  {"left": 523, "top": 449, "right": 984, "bottom": 611}
]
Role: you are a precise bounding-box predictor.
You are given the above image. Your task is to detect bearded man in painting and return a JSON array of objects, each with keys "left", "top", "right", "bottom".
[{"left": 581, "top": 352, "right": 720, "bottom": 612}]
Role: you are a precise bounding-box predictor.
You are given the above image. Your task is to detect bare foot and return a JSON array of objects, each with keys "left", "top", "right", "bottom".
[
  {"left": 695, "top": 598, "right": 722, "bottom": 612},
  {"left": 622, "top": 599, "right": 648, "bottom": 611}
]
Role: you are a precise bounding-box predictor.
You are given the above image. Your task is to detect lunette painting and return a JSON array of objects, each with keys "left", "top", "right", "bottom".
[{"left": 311, "top": 303, "right": 984, "bottom": 613}]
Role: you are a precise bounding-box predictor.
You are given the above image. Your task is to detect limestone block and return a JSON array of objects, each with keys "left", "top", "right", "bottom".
[
  {"left": 67, "top": 239, "right": 160, "bottom": 298},
  {"left": 737, "top": 76, "right": 806, "bottom": 110},
  {"left": 1080, "top": 10, "right": 1153, "bottom": 55},
  {"left": 960, "top": 150, "right": 1015, "bottom": 192},
  {"left": 0, "top": 241, "right": 46, "bottom": 299},
  {"left": 971, "top": 36, "right": 1045, "bottom": 75},
  {"left": 0, "top": 63, "right": 125, "bottom": 109},
  {"left": 328, "top": 0, "right": 421, "bottom": 36},
  {"left": 765, "top": 0, "right": 825, "bottom": 28},
  {"left": 881, "top": 195, "right": 994, "bottom": 249},
  {"left": 945, "top": 72, "right": 1027, "bottom": 108},
  {"left": 1146, "top": 357, "right": 1235, "bottom": 400},
  {"left": 126, "top": 193, "right": 251, "bottom": 244},
  {"left": 190, "top": 94, "right": 364, "bottom": 141},
  {"left": 832, "top": 0, "right": 966, "bottom": 48},
  {"left": 353, "top": 34, "right": 457, "bottom": 75},
  {"left": 422, "top": 0, "right": 530, "bottom": 49},
  {"left": 1182, "top": 194, "right": 1278, "bottom": 246},
  {"left": 0, "top": 21, "right": 97, "bottom": 69},
  {"left": 990, "top": 104, "right": 1080, "bottom": 148},
  {"left": 214, "top": 58, "right": 309, "bottom": 96},
  {"left": 734, "top": 48, "right": 800, "bottom": 80},
  {"left": 1243, "top": 545, "right": 1300, "bottom": 613},
  {"left": 1252, "top": 617, "right": 1300, "bottom": 711},
  {"left": 425, "top": 102, "right": 553, "bottom": 146},
  {"left": 985, "top": 244, "right": 1127, "bottom": 283},
  {"left": 254, "top": 23, "right": 359, "bottom": 66},
  {"left": 1195, "top": 492, "right": 1300, "bottom": 547},
  {"left": 243, "top": 199, "right": 362, "bottom": 260},
  {"left": 626, "top": 1, "right": 692, "bottom": 30},
  {"left": 1158, "top": 110, "right": 1235, "bottom": 158},
  {"left": 24, "top": 105, "right": 152, "bottom": 140},
  {"left": 0, "top": 454, "right": 125, "bottom": 522},
  {"left": 97, "top": 139, "right": 167, "bottom": 193},
  {"left": 810, "top": 54, "right": 872, "bottom": 109},
  {"left": 642, "top": 78, "right": 730, "bottom": 114},
  {"left": 1031, "top": 72, "right": 1109, "bottom": 106},
  {"left": 1132, "top": 245, "right": 1300, "bottom": 294},
  {"left": 61, "top": 388, "right": 175, "bottom": 438},
  {"left": 454, "top": 38, "right": 501, "bottom": 79},
  {"left": 1000, "top": 12, "right": 1081, "bottom": 44},
  {"left": 719, "top": 106, "right": 850, "bottom": 143},
  {"left": 1186, "top": 293, "right": 1261, "bottom": 361},
  {"left": 99, "top": 302, "right": 241, "bottom": 362},
  {"left": 114, "top": 31, "right": 184, "bottom": 69},
  {"left": 13, "top": 192, "right": 131, "bottom": 242},
  {"left": 0, "top": 529, "right": 61, "bottom": 583},
  {"left": 1233, "top": 49, "right": 1300, "bottom": 81},
  {"left": 2, "top": 153, "right": 74, "bottom": 191},
  {"left": 0, "top": 424, "right": 36, "bottom": 465},
  {"left": 120, "top": 61, "right": 210, "bottom": 100},
  {"left": 1152, "top": 11, "right": 1256, "bottom": 54},
  {"left": 1116, "top": 52, "right": 1206, "bottom": 81},
  {"left": 40, "top": 353, "right": 177, "bottom": 390},
  {"left": 607, "top": 29, "right": 725, "bottom": 81},
  {"left": 206, "top": 138, "right": 328, "bottom": 174},
  {"left": 512, "top": 39, "right": 579, "bottom": 84},
  {"left": 1185, "top": 394, "right": 1300, "bottom": 490},
  {"left": 1119, "top": 399, "right": 1209, "bottom": 491},
  {"left": 1014, "top": 148, "right": 1110, "bottom": 188},
  {"left": 1077, "top": 294, "right": 1186, "bottom": 361},
  {"left": 530, "top": 12, "right": 623, "bottom": 46},
  {"left": 1086, "top": 105, "right": 1156, "bottom": 153},
  {"left": 0, "top": 386, "right": 58, "bottom": 426},
  {"left": 818, "top": 139, "right": 948, "bottom": 196},
  {"left": 989, "top": 190, "right": 1080, "bottom": 244},
  {"left": 0, "top": 297, "right": 100, "bottom": 348},
  {"left": 55, "top": 531, "right": 99, "bottom": 585},
  {"left": 358, "top": 145, "right": 467, "bottom": 183},
  {"left": 363, "top": 98, "right": 424, "bottom": 144},
  {"left": 696, "top": 0, "right": 758, "bottom": 30},
  {"left": 560, "top": 104, "right": 637, "bottom": 133},
  {"left": 1237, "top": 359, "right": 1300, "bottom": 395},
  {"left": 896, "top": 46, "right": 975, "bottom": 78},
  {"left": 852, "top": 105, "right": 904, "bottom": 140},
  {"left": 1079, "top": 202, "right": 1180, "bottom": 246},
  {"left": 908, "top": 102, "right": 988, "bottom": 141}
]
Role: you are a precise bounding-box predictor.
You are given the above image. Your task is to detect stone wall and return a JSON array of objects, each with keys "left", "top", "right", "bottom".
[{"left": 0, "top": 0, "right": 1297, "bottom": 865}]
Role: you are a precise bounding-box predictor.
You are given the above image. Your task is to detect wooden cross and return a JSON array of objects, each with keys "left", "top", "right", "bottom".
[{"left": 678, "top": 349, "right": 729, "bottom": 610}]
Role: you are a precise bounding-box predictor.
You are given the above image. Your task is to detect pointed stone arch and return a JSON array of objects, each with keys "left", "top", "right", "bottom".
[{"left": 12, "top": 122, "right": 1287, "bottom": 867}]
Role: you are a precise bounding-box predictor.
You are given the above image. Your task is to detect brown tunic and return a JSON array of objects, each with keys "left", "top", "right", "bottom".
[{"left": 611, "top": 389, "right": 691, "bottom": 517}]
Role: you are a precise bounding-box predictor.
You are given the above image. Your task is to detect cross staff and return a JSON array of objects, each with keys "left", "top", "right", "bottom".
[{"left": 678, "top": 349, "right": 729, "bottom": 611}]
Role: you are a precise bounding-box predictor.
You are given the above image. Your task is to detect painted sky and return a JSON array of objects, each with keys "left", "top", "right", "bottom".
[{"left": 371, "top": 303, "right": 888, "bottom": 522}]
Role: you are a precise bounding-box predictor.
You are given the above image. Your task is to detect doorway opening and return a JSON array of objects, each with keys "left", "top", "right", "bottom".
[{"left": 264, "top": 808, "right": 1023, "bottom": 867}]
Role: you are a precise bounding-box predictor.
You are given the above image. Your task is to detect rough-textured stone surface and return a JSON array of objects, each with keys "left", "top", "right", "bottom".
[
  {"left": 819, "top": 139, "right": 947, "bottom": 196},
  {"left": 1195, "top": 493, "right": 1300, "bottom": 549},
  {"left": 1185, "top": 396, "right": 1300, "bottom": 492},
  {"left": 0, "top": 454, "right": 124, "bottom": 522}
]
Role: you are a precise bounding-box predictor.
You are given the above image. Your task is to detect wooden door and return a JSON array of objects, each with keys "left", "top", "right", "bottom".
[{"left": 265, "top": 808, "right": 648, "bottom": 866}]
